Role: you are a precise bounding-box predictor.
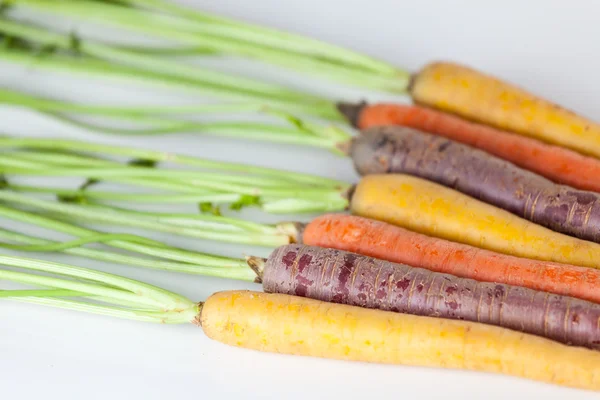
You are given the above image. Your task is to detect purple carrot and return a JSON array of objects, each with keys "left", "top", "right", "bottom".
[
  {"left": 350, "top": 125, "right": 600, "bottom": 243},
  {"left": 256, "top": 244, "right": 600, "bottom": 350}
]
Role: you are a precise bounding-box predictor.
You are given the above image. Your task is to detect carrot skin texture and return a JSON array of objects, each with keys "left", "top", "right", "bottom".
[
  {"left": 410, "top": 61, "right": 600, "bottom": 159},
  {"left": 351, "top": 126, "right": 600, "bottom": 243},
  {"left": 353, "top": 103, "right": 600, "bottom": 193},
  {"left": 201, "top": 290, "right": 600, "bottom": 391},
  {"left": 303, "top": 214, "right": 600, "bottom": 304},
  {"left": 351, "top": 174, "right": 600, "bottom": 269},
  {"left": 263, "top": 244, "right": 600, "bottom": 350}
]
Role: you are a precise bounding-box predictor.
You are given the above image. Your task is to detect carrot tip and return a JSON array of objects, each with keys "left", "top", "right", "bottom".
[{"left": 336, "top": 101, "right": 367, "bottom": 127}]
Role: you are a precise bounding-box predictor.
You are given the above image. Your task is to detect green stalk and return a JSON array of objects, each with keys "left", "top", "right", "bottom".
[
  {"left": 0, "top": 268, "right": 164, "bottom": 307},
  {"left": 0, "top": 153, "right": 237, "bottom": 197},
  {"left": 0, "top": 289, "right": 87, "bottom": 298},
  {"left": 0, "top": 88, "right": 348, "bottom": 149},
  {"left": 12, "top": 296, "right": 199, "bottom": 323},
  {"left": 0, "top": 137, "right": 347, "bottom": 188},
  {"left": 40, "top": 112, "right": 341, "bottom": 149},
  {"left": 0, "top": 165, "right": 344, "bottom": 198},
  {"left": 0, "top": 232, "right": 171, "bottom": 251},
  {"left": 0, "top": 254, "right": 201, "bottom": 322},
  {"left": 114, "top": 44, "right": 216, "bottom": 56},
  {"left": 0, "top": 227, "right": 256, "bottom": 280},
  {"left": 0, "top": 193, "right": 292, "bottom": 246},
  {"left": 11, "top": 0, "right": 408, "bottom": 91},
  {"left": 74, "top": 203, "right": 281, "bottom": 234},
  {"left": 0, "top": 204, "right": 253, "bottom": 266},
  {"left": 0, "top": 151, "right": 350, "bottom": 213},
  {"left": 0, "top": 88, "right": 267, "bottom": 117},
  {"left": 8, "top": 184, "right": 241, "bottom": 204},
  {"left": 0, "top": 17, "right": 326, "bottom": 104},
  {"left": 0, "top": 152, "right": 324, "bottom": 191},
  {"left": 117, "top": 0, "right": 399, "bottom": 75},
  {"left": 0, "top": 47, "right": 342, "bottom": 121},
  {"left": 0, "top": 253, "right": 193, "bottom": 307}
]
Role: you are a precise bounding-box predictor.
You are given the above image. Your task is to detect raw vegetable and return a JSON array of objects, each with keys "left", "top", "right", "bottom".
[
  {"left": 255, "top": 244, "right": 600, "bottom": 350},
  {"left": 340, "top": 102, "right": 600, "bottom": 193},
  {"left": 409, "top": 62, "right": 600, "bottom": 158},
  {"left": 5, "top": 168, "right": 600, "bottom": 348},
  {"left": 2, "top": 255, "right": 600, "bottom": 391},
  {"left": 351, "top": 174, "right": 600, "bottom": 269},
  {"left": 6, "top": 187, "right": 600, "bottom": 308},
  {"left": 350, "top": 126, "right": 600, "bottom": 243},
  {"left": 3, "top": 136, "right": 600, "bottom": 266},
  {"left": 7, "top": 1, "right": 600, "bottom": 161},
  {"left": 302, "top": 214, "right": 600, "bottom": 304}
]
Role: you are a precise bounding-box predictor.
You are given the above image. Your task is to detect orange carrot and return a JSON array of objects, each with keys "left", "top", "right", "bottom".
[
  {"left": 341, "top": 102, "right": 600, "bottom": 193},
  {"left": 302, "top": 213, "right": 600, "bottom": 304},
  {"left": 408, "top": 62, "right": 600, "bottom": 158}
]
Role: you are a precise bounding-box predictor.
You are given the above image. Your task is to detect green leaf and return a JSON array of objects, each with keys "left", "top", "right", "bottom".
[
  {"left": 229, "top": 194, "right": 261, "bottom": 211},
  {"left": 0, "top": 174, "right": 8, "bottom": 189},
  {"left": 198, "top": 202, "right": 221, "bottom": 216},
  {"left": 264, "top": 108, "right": 316, "bottom": 136},
  {"left": 57, "top": 193, "right": 87, "bottom": 204},
  {"left": 127, "top": 158, "right": 157, "bottom": 168},
  {"left": 68, "top": 30, "right": 81, "bottom": 54},
  {"left": 79, "top": 178, "right": 100, "bottom": 191}
]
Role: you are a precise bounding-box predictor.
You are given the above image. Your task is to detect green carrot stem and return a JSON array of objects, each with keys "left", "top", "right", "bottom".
[
  {"left": 0, "top": 88, "right": 267, "bottom": 116},
  {"left": 11, "top": 0, "right": 407, "bottom": 91},
  {"left": 0, "top": 268, "right": 165, "bottom": 308},
  {"left": 0, "top": 204, "right": 250, "bottom": 267},
  {"left": 0, "top": 18, "right": 326, "bottom": 105},
  {"left": 0, "top": 192, "right": 292, "bottom": 247},
  {"left": 75, "top": 202, "right": 280, "bottom": 234},
  {"left": 0, "top": 227, "right": 256, "bottom": 280},
  {"left": 117, "top": 0, "right": 399, "bottom": 75},
  {"left": 114, "top": 44, "right": 216, "bottom": 56},
  {"left": 0, "top": 289, "right": 87, "bottom": 298},
  {"left": 0, "top": 165, "right": 345, "bottom": 200},
  {"left": 0, "top": 253, "right": 196, "bottom": 308},
  {"left": 0, "top": 232, "right": 173, "bottom": 251},
  {"left": 0, "top": 152, "right": 320, "bottom": 191},
  {"left": 8, "top": 184, "right": 241, "bottom": 205},
  {"left": 0, "top": 154, "right": 231, "bottom": 196},
  {"left": 36, "top": 111, "right": 341, "bottom": 149},
  {"left": 0, "top": 137, "right": 346, "bottom": 188},
  {"left": 12, "top": 296, "right": 198, "bottom": 323},
  {"left": 0, "top": 48, "right": 342, "bottom": 121},
  {"left": 0, "top": 232, "right": 167, "bottom": 252}
]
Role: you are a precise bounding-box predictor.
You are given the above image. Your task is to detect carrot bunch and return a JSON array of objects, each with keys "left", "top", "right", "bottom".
[{"left": 4, "top": 1, "right": 600, "bottom": 393}]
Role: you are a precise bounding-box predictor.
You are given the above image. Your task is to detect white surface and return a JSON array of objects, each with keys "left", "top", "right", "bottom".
[{"left": 1, "top": 0, "right": 600, "bottom": 399}]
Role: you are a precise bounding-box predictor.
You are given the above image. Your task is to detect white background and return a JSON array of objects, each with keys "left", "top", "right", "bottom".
[{"left": 1, "top": 0, "right": 600, "bottom": 399}]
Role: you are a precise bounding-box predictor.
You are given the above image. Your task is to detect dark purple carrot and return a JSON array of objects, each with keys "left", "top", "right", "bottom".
[
  {"left": 250, "top": 244, "right": 600, "bottom": 350},
  {"left": 349, "top": 125, "right": 600, "bottom": 243}
]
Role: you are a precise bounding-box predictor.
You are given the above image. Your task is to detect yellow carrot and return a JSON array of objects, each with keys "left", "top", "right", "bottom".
[
  {"left": 350, "top": 174, "right": 600, "bottom": 268},
  {"left": 410, "top": 62, "right": 600, "bottom": 158},
  {"left": 201, "top": 290, "right": 600, "bottom": 391}
]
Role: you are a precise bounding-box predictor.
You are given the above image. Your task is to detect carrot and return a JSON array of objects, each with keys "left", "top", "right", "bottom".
[
  {"left": 350, "top": 126, "right": 600, "bottom": 243},
  {"left": 350, "top": 174, "right": 600, "bottom": 269},
  {"left": 408, "top": 62, "right": 600, "bottom": 158},
  {"left": 301, "top": 214, "right": 600, "bottom": 304},
  {"left": 6, "top": 255, "right": 600, "bottom": 391},
  {"left": 205, "top": 290, "right": 600, "bottom": 391},
  {"left": 339, "top": 102, "right": 600, "bottom": 193},
  {"left": 259, "top": 244, "right": 600, "bottom": 350}
]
